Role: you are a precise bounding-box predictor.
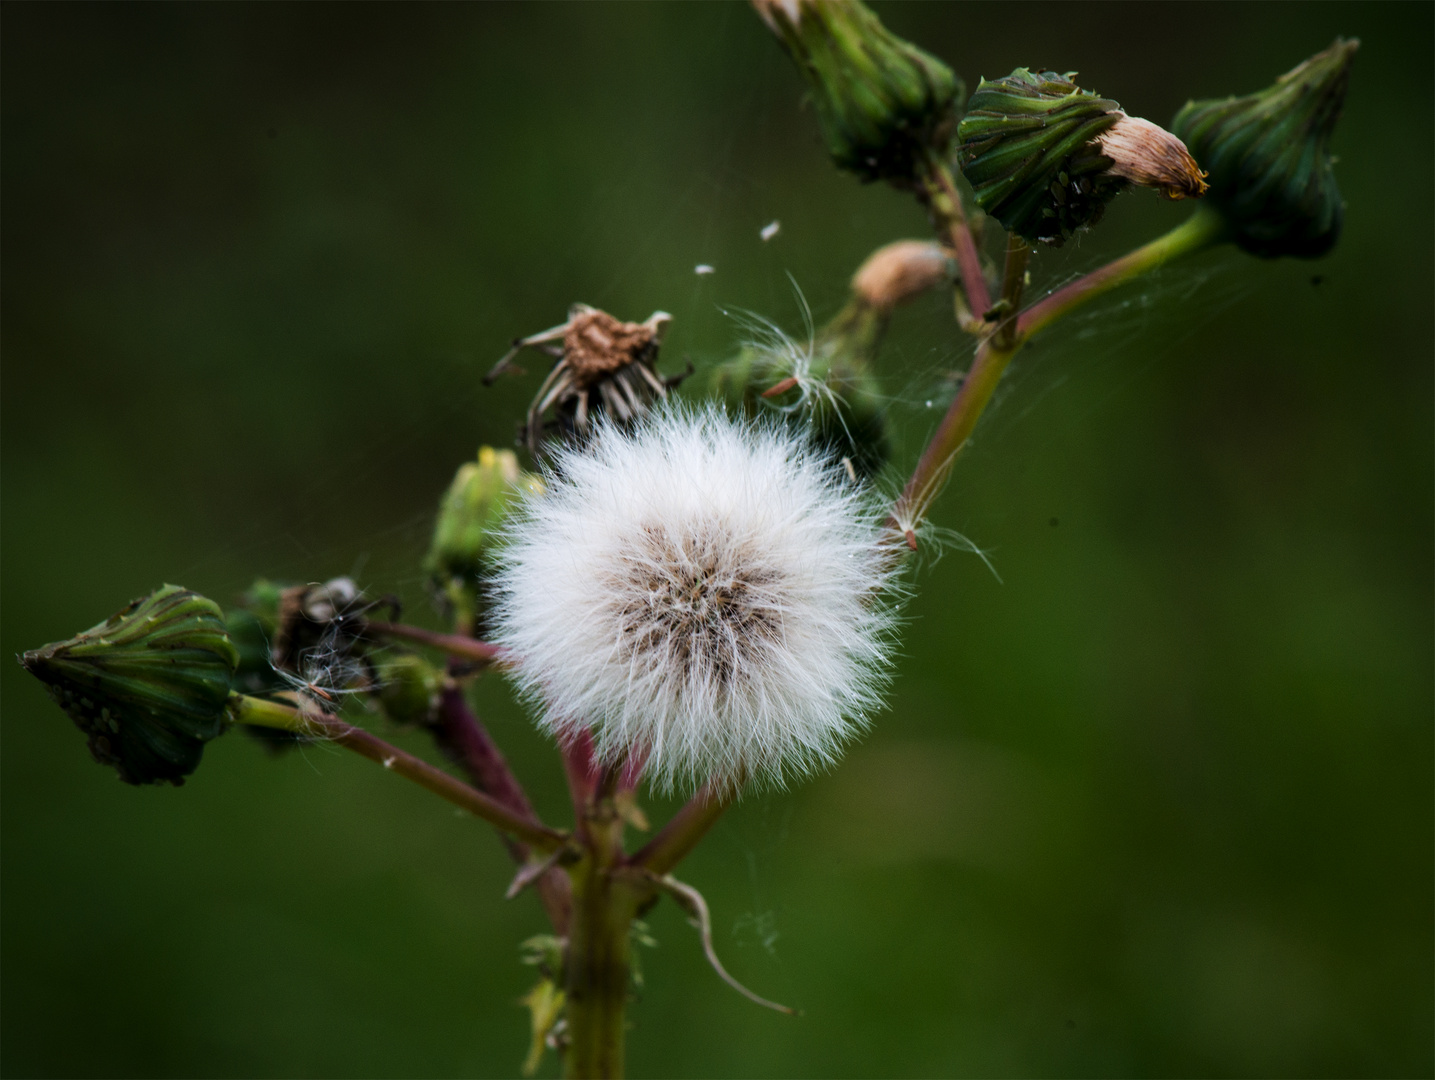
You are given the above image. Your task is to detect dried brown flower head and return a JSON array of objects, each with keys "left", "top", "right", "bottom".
[{"left": 486, "top": 304, "right": 679, "bottom": 458}]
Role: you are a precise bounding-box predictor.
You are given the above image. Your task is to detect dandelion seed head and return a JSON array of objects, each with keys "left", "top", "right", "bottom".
[{"left": 489, "top": 404, "right": 899, "bottom": 791}]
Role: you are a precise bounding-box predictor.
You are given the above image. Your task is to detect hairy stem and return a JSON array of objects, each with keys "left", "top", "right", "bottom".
[{"left": 230, "top": 693, "right": 566, "bottom": 852}]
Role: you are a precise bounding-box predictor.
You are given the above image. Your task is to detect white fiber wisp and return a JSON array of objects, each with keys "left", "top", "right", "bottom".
[{"left": 489, "top": 405, "right": 898, "bottom": 791}]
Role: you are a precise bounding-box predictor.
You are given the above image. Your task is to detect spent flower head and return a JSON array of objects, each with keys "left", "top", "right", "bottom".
[{"left": 489, "top": 404, "right": 899, "bottom": 791}]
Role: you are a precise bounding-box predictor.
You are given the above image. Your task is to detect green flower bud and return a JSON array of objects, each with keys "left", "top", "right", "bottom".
[
  {"left": 958, "top": 69, "right": 1207, "bottom": 245},
  {"left": 958, "top": 70, "right": 1122, "bottom": 243},
  {"left": 755, "top": 0, "right": 964, "bottom": 186},
  {"left": 372, "top": 651, "right": 444, "bottom": 728},
  {"left": 1172, "top": 39, "right": 1357, "bottom": 259},
  {"left": 239, "top": 578, "right": 284, "bottom": 635},
  {"left": 226, "top": 607, "right": 282, "bottom": 694},
  {"left": 711, "top": 241, "right": 950, "bottom": 477},
  {"left": 425, "top": 447, "right": 541, "bottom": 593},
  {"left": 20, "top": 585, "right": 238, "bottom": 785}
]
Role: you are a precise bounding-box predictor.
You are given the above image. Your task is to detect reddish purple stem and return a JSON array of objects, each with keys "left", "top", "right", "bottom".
[{"left": 436, "top": 668, "right": 572, "bottom": 932}]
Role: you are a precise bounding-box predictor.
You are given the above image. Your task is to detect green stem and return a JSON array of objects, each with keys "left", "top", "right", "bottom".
[
  {"left": 994, "top": 232, "right": 1031, "bottom": 348},
  {"left": 628, "top": 781, "right": 740, "bottom": 876},
  {"left": 921, "top": 155, "right": 993, "bottom": 319},
  {"left": 230, "top": 693, "right": 566, "bottom": 852},
  {"left": 564, "top": 797, "right": 639, "bottom": 1080},
  {"left": 897, "top": 209, "right": 1225, "bottom": 537},
  {"left": 1016, "top": 207, "right": 1226, "bottom": 342}
]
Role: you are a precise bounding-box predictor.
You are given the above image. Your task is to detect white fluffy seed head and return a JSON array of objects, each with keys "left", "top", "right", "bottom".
[{"left": 488, "top": 404, "right": 899, "bottom": 792}]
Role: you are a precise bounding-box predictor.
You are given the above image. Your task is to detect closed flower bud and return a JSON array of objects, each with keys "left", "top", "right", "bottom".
[
  {"left": 958, "top": 69, "right": 1206, "bottom": 245},
  {"left": 425, "top": 447, "right": 540, "bottom": 594},
  {"left": 755, "top": 0, "right": 963, "bottom": 186},
  {"left": 372, "top": 652, "right": 445, "bottom": 728},
  {"left": 1172, "top": 39, "right": 1357, "bottom": 259},
  {"left": 849, "top": 239, "right": 952, "bottom": 311},
  {"left": 20, "top": 585, "right": 238, "bottom": 785}
]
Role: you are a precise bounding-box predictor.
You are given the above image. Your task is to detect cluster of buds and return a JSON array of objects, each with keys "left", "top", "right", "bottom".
[
  {"left": 230, "top": 576, "right": 444, "bottom": 729},
  {"left": 754, "top": 0, "right": 963, "bottom": 187},
  {"left": 957, "top": 69, "right": 1206, "bottom": 245},
  {"left": 1173, "top": 38, "right": 1357, "bottom": 258},
  {"left": 20, "top": 573, "right": 454, "bottom": 784}
]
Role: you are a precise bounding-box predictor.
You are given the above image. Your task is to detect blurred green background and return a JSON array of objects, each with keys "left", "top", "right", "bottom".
[{"left": 3, "top": 3, "right": 1431, "bottom": 1076}]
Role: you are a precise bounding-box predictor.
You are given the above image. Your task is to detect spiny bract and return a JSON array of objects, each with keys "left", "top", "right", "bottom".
[{"left": 489, "top": 405, "right": 898, "bottom": 791}]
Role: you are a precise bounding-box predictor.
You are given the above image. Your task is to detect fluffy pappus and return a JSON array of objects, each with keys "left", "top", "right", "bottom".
[{"left": 488, "top": 404, "right": 900, "bottom": 791}]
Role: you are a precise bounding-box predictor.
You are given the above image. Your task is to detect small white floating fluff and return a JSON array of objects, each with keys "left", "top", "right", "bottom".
[{"left": 488, "top": 405, "right": 898, "bottom": 791}]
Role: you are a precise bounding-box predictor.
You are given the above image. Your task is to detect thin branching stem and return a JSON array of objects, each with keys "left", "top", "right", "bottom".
[
  {"left": 230, "top": 693, "right": 567, "bottom": 852},
  {"left": 628, "top": 781, "right": 740, "bottom": 875},
  {"left": 368, "top": 620, "right": 507, "bottom": 667},
  {"left": 896, "top": 209, "right": 1225, "bottom": 542},
  {"left": 1017, "top": 207, "right": 1225, "bottom": 342},
  {"left": 434, "top": 674, "right": 573, "bottom": 931},
  {"left": 921, "top": 155, "right": 993, "bottom": 319}
]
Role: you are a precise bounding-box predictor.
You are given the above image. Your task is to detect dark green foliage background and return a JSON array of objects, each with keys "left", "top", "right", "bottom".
[{"left": 3, "top": 3, "right": 1430, "bottom": 1076}]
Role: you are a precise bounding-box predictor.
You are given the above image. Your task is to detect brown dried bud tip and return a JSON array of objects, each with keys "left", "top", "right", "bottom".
[
  {"left": 850, "top": 240, "right": 951, "bottom": 311},
  {"left": 563, "top": 308, "right": 663, "bottom": 383},
  {"left": 1096, "top": 113, "right": 1208, "bottom": 200},
  {"left": 489, "top": 304, "right": 680, "bottom": 459}
]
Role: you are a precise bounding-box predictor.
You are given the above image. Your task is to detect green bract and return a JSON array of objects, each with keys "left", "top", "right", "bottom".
[
  {"left": 21, "top": 585, "right": 238, "bottom": 785},
  {"left": 957, "top": 69, "right": 1124, "bottom": 245},
  {"left": 1172, "top": 39, "right": 1356, "bottom": 259},
  {"left": 758, "top": 0, "right": 963, "bottom": 186}
]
